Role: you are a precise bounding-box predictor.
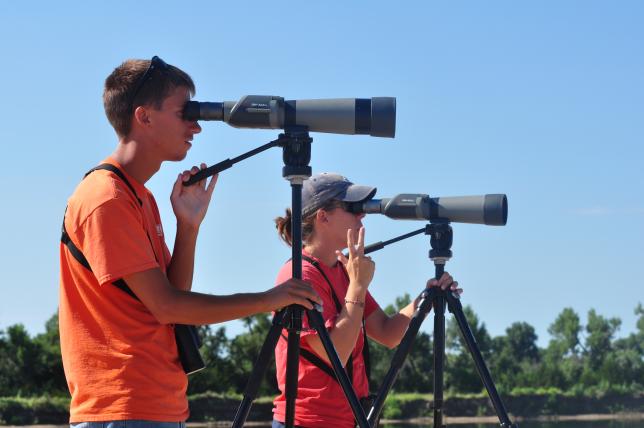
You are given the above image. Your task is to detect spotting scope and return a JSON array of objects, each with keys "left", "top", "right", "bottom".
[
  {"left": 183, "top": 95, "right": 396, "bottom": 137},
  {"left": 350, "top": 194, "right": 508, "bottom": 226}
]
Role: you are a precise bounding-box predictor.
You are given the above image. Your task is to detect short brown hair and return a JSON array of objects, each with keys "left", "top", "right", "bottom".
[{"left": 103, "top": 58, "right": 196, "bottom": 137}]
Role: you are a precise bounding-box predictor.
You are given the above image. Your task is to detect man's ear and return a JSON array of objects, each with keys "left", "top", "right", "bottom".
[{"left": 133, "top": 105, "right": 151, "bottom": 127}]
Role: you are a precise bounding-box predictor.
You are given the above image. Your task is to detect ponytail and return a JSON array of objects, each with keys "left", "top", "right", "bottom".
[{"left": 275, "top": 208, "right": 316, "bottom": 247}]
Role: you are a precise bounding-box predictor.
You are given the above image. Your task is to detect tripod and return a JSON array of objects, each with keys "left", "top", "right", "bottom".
[
  {"left": 185, "top": 140, "right": 515, "bottom": 427},
  {"left": 362, "top": 223, "right": 518, "bottom": 427},
  {"left": 190, "top": 128, "right": 371, "bottom": 428}
]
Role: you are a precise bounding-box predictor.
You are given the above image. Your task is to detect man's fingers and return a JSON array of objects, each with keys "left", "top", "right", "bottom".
[
  {"left": 287, "top": 279, "right": 321, "bottom": 304},
  {"left": 171, "top": 174, "right": 183, "bottom": 198},
  {"left": 289, "top": 296, "right": 314, "bottom": 309},
  {"left": 206, "top": 173, "right": 218, "bottom": 195},
  {"left": 336, "top": 250, "right": 348, "bottom": 266},
  {"left": 197, "top": 163, "right": 208, "bottom": 188}
]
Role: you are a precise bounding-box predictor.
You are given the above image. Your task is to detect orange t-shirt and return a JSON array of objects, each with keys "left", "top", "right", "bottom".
[{"left": 59, "top": 158, "right": 188, "bottom": 422}]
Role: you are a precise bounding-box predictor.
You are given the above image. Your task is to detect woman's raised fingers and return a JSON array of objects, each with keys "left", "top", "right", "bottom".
[
  {"left": 347, "top": 228, "right": 356, "bottom": 258},
  {"left": 356, "top": 227, "right": 365, "bottom": 256}
]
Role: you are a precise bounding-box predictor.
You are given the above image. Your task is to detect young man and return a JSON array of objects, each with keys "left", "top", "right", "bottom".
[{"left": 59, "top": 56, "right": 320, "bottom": 427}]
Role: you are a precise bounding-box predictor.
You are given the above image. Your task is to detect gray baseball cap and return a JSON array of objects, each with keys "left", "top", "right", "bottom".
[{"left": 302, "top": 172, "right": 377, "bottom": 217}]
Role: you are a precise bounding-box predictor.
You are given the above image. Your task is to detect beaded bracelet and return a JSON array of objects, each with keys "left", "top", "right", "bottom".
[{"left": 344, "top": 298, "right": 365, "bottom": 307}]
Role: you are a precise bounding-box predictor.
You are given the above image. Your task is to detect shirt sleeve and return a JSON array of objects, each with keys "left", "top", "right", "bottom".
[{"left": 75, "top": 197, "right": 160, "bottom": 285}]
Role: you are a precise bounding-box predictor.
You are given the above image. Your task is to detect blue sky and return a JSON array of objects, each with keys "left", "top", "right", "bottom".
[{"left": 0, "top": 1, "right": 642, "bottom": 348}]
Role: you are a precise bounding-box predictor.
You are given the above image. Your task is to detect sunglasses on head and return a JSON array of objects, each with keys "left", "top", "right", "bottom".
[{"left": 130, "top": 56, "right": 168, "bottom": 111}]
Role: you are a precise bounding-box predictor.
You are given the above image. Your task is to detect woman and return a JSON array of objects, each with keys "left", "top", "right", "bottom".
[{"left": 271, "top": 173, "right": 462, "bottom": 428}]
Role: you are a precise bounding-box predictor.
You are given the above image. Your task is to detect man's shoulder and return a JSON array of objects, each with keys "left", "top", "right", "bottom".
[{"left": 66, "top": 170, "right": 139, "bottom": 226}]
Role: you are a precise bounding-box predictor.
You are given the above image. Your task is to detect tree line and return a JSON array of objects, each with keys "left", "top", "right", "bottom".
[{"left": 1, "top": 299, "right": 642, "bottom": 398}]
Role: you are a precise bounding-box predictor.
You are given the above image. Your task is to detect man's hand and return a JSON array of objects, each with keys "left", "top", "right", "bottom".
[
  {"left": 265, "top": 278, "right": 322, "bottom": 310},
  {"left": 171, "top": 163, "right": 218, "bottom": 230}
]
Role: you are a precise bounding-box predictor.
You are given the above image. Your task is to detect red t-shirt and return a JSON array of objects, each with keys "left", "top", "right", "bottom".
[
  {"left": 272, "top": 251, "right": 379, "bottom": 428},
  {"left": 59, "top": 158, "right": 188, "bottom": 422}
]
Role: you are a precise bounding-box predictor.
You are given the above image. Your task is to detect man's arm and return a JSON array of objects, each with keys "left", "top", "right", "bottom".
[
  {"left": 166, "top": 222, "right": 198, "bottom": 291},
  {"left": 124, "top": 267, "right": 321, "bottom": 325}
]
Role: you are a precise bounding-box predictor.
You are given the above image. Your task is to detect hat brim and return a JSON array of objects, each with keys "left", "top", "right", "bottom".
[{"left": 338, "top": 184, "right": 377, "bottom": 203}]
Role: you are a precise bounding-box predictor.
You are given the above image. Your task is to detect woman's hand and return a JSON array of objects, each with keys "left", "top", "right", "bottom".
[
  {"left": 413, "top": 272, "right": 463, "bottom": 310},
  {"left": 336, "top": 226, "right": 375, "bottom": 292}
]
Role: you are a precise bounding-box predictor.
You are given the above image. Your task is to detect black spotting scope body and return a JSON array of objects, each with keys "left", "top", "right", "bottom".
[
  {"left": 352, "top": 194, "right": 508, "bottom": 226},
  {"left": 183, "top": 95, "right": 396, "bottom": 137}
]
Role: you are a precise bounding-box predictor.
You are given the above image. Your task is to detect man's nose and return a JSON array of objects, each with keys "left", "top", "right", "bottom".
[{"left": 189, "top": 120, "right": 202, "bottom": 134}]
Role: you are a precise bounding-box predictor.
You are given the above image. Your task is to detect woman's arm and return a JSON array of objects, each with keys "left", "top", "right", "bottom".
[{"left": 366, "top": 273, "right": 462, "bottom": 349}]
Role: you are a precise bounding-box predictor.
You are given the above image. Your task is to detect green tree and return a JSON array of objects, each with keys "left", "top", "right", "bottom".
[
  {"left": 547, "top": 307, "right": 583, "bottom": 358},
  {"left": 636, "top": 303, "right": 644, "bottom": 337},
  {"left": 0, "top": 319, "right": 66, "bottom": 396},
  {"left": 187, "top": 324, "right": 233, "bottom": 394},
  {"left": 445, "top": 305, "right": 492, "bottom": 393},
  {"left": 584, "top": 309, "right": 621, "bottom": 371},
  {"left": 369, "top": 293, "right": 434, "bottom": 393},
  {"left": 32, "top": 313, "right": 67, "bottom": 395},
  {"left": 490, "top": 322, "right": 540, "bottom": 391},
  {"left": 227, "top": 313, "right": 278, "bottom": 396},
  {"left": 601, "top": 304, "right": 644, "bottom": 390},
  {"left": 539, "top": 308, "right": 584, "bottom": 390}
]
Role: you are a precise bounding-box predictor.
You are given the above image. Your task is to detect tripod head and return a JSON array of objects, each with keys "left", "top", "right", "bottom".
[
  {"left": 279, "top": 127, "right": 313, "bottom": 181},
  {"left": 427, "top": 223, "right": 453, "bottom": 263}
]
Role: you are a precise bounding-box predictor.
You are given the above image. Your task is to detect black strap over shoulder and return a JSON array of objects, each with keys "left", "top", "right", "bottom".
[
  {"left": 61, "top": 221, "right": 138, "bottom": 300},
  {"left": 86, "top": 163, "right": 143, "bottom": 206},
  {"left": 61, "top": 164, "right": 144, "bottom": 300},
  {"left": 302, "top": 255, "right": 343, "bottom": 312},
  {"left": 286, "top": 255, "right": 371, "bottom": 386},
  {"left": 60, "top": 163, "right": 205, "bottom": 374}
]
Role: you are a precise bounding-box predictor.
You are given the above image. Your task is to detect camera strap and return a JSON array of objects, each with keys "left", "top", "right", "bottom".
[
  {"left": 280, "top": 255, "right": 371, "bottom": 387},
  {"left": 60, "top": 163, "right": 204, "bottom": 374}
]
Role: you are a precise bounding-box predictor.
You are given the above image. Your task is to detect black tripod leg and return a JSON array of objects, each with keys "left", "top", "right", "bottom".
[
  {"left": 284, "top": 306, "right": 303, "bottom": 427},
  {"left": 306, "top": 308, "right": 371, "bottom": 428},
  {"left": 232, "top": 308, "right": 289, "bottom": 428},
  {"left": 433, "top": 279, "right": 447, "bottom": 428},
  {"left": 425, "top": 224, "right": 452, "bottom": 427},
  {"left": 445, "top": 292, "right": 518, "bottom": 428},
  {"left": 366, "top": 287, "right": 437, "bottom": 425}
]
